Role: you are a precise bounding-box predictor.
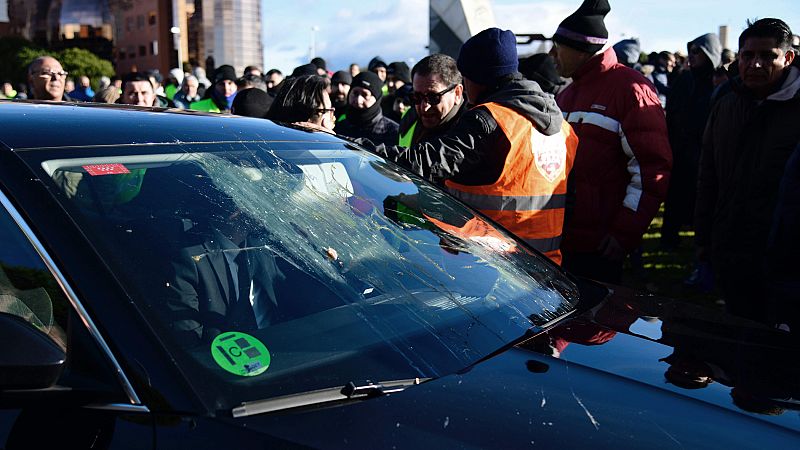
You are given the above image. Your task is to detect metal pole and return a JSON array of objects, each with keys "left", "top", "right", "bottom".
[{"left": 170, "top": 26, "right": 183, "bottom": 73}]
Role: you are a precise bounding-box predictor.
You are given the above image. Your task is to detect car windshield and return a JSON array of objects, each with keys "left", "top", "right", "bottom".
[{"left": 30, "top": 138, "right": 578, "bottom": 411}]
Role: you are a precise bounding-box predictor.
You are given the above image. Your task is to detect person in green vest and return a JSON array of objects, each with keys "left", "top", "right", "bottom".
[
  {"left": 190, "top": 65, "right": 239, "bottom": 113},
  {"left": 368, "top": 56, "right": 389, "bottom": 96},
  {"left": 398, "top": 54, "right": 466, "bottom": 148},
  {"left": 1, "top": 81, "right": 17, "bottom": 99}
]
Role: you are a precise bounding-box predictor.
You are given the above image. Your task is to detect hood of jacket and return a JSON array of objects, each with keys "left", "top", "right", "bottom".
[
  {"left": 612, "top": 38, "right": 642, "bottom": 67},
  {"left": 767, "top": 66, "right": 800, "bottom": 101},
  {"left": 730, "top": 66, "right": 800, "bottom": 102},
  {"left": 688, "top": 33, "right": 723, "bottom": 69},
  {"left": 482, "top": 77, "right": 564, "bottom": 136}
]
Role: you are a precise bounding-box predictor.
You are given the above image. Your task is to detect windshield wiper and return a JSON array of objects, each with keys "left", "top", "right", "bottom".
[{"left": 231, "top": 378, "right": 430, "bottom": 418}]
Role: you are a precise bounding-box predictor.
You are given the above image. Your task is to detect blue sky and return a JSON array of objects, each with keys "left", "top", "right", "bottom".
[{"left": 261, "top": 0, "right": 800, "bottom": 73}]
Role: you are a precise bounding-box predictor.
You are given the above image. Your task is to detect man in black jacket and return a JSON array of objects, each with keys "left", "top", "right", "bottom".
[
  {"left": 335, "top": 71, "right": 399, "bottom": 146},
  {"left": 374, "top": 28, "right": 565, "bottom": 187},
  {"left": 398, "top": 54, "right": 467, "bottom": 149},
  {"left": 661, "top": 33, "right": 722, "bottom": 249},
  {"left": 695, "top": 18, "right": 799, "bottom": 322},
  {"left": 370, "top": 28, "right": 576, "bottom": 263}
]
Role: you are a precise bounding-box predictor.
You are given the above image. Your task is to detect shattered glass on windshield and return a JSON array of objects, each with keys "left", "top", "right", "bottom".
[{"left": 40, "top": 141, "right": 578, "bottom": 408}]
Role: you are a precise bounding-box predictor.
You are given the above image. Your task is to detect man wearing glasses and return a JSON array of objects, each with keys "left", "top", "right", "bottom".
[
  {"left": 27, "top": 56, "right": 72, "bottom": 102},
  {"left": 398, "top": 54, "right": 467, "bottom": 148},
  {"left": 374, "top": 28, "right": 578, "bottom": 265}
]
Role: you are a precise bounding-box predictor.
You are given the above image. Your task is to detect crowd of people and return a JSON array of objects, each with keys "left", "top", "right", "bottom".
[{"left": 3, "top": 0, "right": 799, "bottom": 332}]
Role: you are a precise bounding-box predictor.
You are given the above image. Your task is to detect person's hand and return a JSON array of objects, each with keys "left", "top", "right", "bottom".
[{"left": 597, "top": 234, "right": 626, "bottom": 262}]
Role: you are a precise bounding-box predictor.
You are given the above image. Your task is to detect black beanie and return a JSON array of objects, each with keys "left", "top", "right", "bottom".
[
  {"left": 457, "top": 27, "right": 519, "bottom": 86},
  {"left": 310, "top": 57, "right": 327, "bottom": 71},
  {"left": 553, "top": 0, "right": 610, "bottom": 54},
  {"left": 291, "top": 63, "right": 318, "bottom": 78},
  {"left": 518, "top": 54, "right": 564, "bottom": 95},
  {"left": 213, "top": 65, "right": 237, "bottom": 83},
  {"left": 368, "top": 56, "right": 387, "bottom": 71},
  {"left": 331, "top": 70, "right": 352, "bottom": 85},
  {"left": 387, "top": 62, "right": 411, "bottom": 84},
  {"left": 351, "top": 71, "right": 383, "bottom": 99},
  {"left": 231, "top": 88, "right": 271, "bottom": 119}
]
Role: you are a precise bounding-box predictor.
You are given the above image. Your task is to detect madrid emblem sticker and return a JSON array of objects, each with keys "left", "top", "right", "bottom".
[{"left": 531, "top": 130, "right": 567, "bottom": 183}]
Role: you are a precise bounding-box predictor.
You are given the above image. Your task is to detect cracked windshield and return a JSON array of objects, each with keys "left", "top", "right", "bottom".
[{"left": 38, "top": 141, "right": 577, "bottom": 408}]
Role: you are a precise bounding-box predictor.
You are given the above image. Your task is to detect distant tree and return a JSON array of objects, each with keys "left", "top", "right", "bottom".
[
  {"left": 0, "top": 36, "right": 44, "bottom": 85},
  {"left": 56, "top": 47, "right": 115, "bottom": 90},
  {"left": 0, "top": 37, "right": 115, "bottom": 91}
]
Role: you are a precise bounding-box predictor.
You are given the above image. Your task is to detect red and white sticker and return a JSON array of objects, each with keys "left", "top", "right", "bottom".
[{"left": 82, "top": 164, "right": 130, "bottom": 176}]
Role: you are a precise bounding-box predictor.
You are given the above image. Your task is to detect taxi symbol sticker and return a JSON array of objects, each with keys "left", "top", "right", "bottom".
[
  {"left": 211, "top": 332, "right": 270, "bottom": 377},
  {"left": 83, "top": 163, "right": 131, "bottom": 176}
]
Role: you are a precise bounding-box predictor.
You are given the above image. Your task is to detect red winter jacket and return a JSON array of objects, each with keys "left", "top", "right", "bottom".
[{"left": 556, "top": 48, "right": 671, "bottom": 253}]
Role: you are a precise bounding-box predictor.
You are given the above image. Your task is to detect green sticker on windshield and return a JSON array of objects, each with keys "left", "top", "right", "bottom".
[{"left": 211, "top": 332, "right": 271, "bottom": 377}]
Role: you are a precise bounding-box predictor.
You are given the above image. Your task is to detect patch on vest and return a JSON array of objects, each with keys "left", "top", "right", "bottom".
[{"left": 531, "top": 129, "right": 567, "bottom": 183}]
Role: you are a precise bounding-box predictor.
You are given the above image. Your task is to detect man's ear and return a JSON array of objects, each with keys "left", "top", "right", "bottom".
[{"left": 784, "top": 49, "right": 796, "bottom": 66}]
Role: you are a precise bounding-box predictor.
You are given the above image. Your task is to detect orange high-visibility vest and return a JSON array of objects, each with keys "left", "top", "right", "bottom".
[
  {"left": 424, "top": 214, "right": 519, "bottom": 254},
  {"left": 444, "top": 102, "right": 578, "bottom": 265}
]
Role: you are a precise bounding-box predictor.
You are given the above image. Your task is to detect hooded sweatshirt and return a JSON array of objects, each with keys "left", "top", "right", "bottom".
[
  {"left": 663, "top": 33, "right": 723, "bottom": 229},
  {"left": 690, "top": 33, "right": 722, "bottom": 71},
  {"left": 372, "top": 75, "right": 564, "bottom": 186},
  {"left": 612, "top": 38, "right": 642, "bottom": 69}
]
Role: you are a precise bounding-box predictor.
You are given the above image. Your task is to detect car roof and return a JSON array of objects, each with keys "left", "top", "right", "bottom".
[{"left": 0, "top": 100, "right": 344, "bottom": 151}]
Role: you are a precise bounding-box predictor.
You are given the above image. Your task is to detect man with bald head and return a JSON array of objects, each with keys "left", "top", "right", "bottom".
[{"left": 27, "top": 56, "right": 72, "bottom": 101}]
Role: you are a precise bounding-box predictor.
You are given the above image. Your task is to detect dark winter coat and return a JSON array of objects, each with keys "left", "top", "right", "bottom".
[
  {"left": 695, "top": 66, "right": 800, "bottom": 266},
  {"left": 766, "top": 143, "right": 800, "bottom": 327},
  {"left": 663, "top": 57, "right": 717, "bottom": 228},
  {"left": 335, "top": 107, "right": 399, "bottom": 147}
]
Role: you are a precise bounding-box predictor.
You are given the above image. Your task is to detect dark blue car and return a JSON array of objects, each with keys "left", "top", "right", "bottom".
[{"left": 0, "top": 101, "right": 797, "bottom": 448}]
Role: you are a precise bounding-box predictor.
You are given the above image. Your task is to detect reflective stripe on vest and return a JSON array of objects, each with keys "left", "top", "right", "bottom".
[
  {"left": 398, "top": 120, "right": 417, "bottom": 147},
  {"left": 523, "top": 235, "right": 563, "bottom": 254},
  {"left": 447, "top": 191, "right": 566, "bottom": 212},
  {"left": 445, "top": 102, "right": 578, "bottom": 265}
]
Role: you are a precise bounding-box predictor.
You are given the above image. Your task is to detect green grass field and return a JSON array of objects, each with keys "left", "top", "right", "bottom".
[{"left": 621, "top": 212, "right": 724, "bottom": 309}]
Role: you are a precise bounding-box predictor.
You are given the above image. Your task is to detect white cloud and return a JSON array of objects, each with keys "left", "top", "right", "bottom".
[
  {"left": 263, "top": 0, "right": 800, "bottom": 73},
  {"left": 263, "top": 0, "right": 428, "bottom": 73},
  {"left": 337, "top": 9, "right": 353, "bottom": 19},
  {"left": 493, "top": 1, "right": 573, "bottom": 36}
]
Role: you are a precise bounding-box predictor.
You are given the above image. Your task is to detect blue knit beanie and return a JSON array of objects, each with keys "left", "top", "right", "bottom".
[{"left": 457, "top": 28, "right": 518, "bottom": 86}]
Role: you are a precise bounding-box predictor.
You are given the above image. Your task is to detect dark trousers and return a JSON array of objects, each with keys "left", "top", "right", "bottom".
[
  {"left": 717, "top": 258, "right": 769, "bottom": 324},
  {"left": 562, "top": 251, "right": 623, "bottom": 285}
]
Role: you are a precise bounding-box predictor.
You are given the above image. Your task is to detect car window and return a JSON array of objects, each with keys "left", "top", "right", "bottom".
[
  {"left": 0, "top": 204, "right": 67, "bottom": 350},
  {"left": 35, "top": 142, "right": 579, "bottom": 411}
]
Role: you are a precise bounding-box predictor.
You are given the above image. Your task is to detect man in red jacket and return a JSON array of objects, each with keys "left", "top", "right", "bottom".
[{"left": 549, "top": 0, "right": 672, "bottom": 283}]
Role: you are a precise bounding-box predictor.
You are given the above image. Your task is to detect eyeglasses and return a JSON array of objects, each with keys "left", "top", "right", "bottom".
[
  {"left": 314, "top": 107, "right": 336, "bottom": 115},
  {"left": 409, "top": 84, "right": 457, "bottom": 106},
  {"left": 35, "top": 70, "right": 69, "bottom": 79}
]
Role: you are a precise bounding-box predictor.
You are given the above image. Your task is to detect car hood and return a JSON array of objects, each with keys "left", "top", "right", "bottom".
[{"left": 232, "top": 284, "right": 800, "bottom": 448}]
